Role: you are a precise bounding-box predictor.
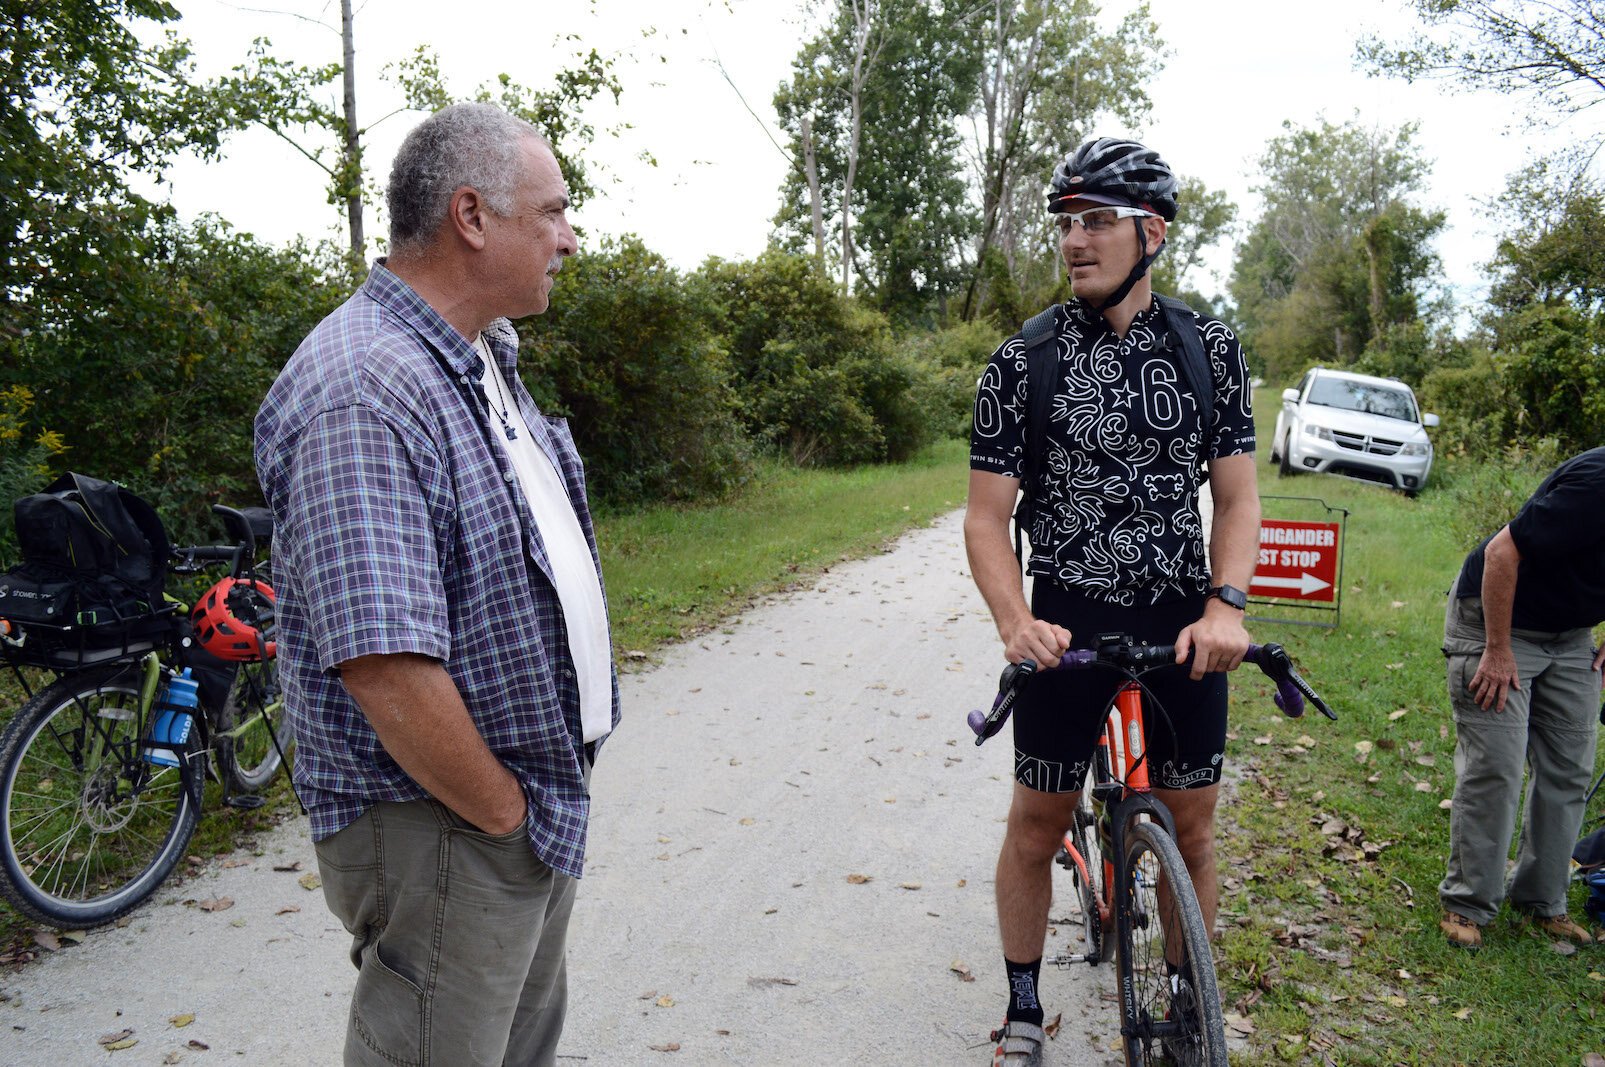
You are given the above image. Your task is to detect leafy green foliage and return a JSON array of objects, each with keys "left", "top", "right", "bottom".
[
  {"left": 6, "top": 215, "right": 344, "bottom": 549},
  {"left": 898, "top": 319, "right": 1005, "bottom": 439},
  {"left": 698, "top": 250, "right": 933, "bottom": 466},
  {"left": 1428, "top": 156, "right": 1605, "bottom": 457},
  {"left": 962, "top": 0, "right": 1166, "bottom": 321},
  {"left": 517, "top": 235, "right": 751, "bottom": 505},
  {"left": 773, "top": 0, "right": 982, "bottom": 320},
  {"left": 1359, "top": 0, "right": 1605, "bottom": 118},
  {"left": 1230, "top": 118, "right": 1447, "bottom": 385},
  {"left": 1, "top": 0, "right": 242, "bottom": 347}
]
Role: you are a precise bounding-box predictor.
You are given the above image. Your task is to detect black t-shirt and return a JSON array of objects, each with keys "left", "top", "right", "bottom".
[
  {"left": 1456, "top": 446, "right": 1605, "bottom": 631},
  {"left": 970, "top": 297, "right": 1256, "bottom": 607}
]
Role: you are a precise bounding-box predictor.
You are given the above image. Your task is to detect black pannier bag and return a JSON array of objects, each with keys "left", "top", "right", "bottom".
[{"left": 0, "top": 473, "right": 174, "bottom": 664}]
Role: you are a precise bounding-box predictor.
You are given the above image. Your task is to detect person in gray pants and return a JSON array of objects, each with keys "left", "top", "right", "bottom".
[{"left": 1439, "top": 447, "right": 1605, "bottom": 949}]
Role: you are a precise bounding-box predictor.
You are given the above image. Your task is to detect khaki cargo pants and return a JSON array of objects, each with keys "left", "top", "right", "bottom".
[
  {"left": 1438, "top": 590, "right": 1601, "bottom": 925},
  {"left": 316, "top": 799, "right": 577, "bottom": 1066}
]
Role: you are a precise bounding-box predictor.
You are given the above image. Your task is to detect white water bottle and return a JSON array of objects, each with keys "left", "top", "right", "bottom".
[{"left": 144, "top": 669, "right": 200, "bottom": 768}]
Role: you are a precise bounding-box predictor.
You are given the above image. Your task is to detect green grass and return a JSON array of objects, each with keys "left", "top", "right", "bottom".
[
  {"left": 1216, "top": 390, "right": 1605, "bottom": 1065},
  {"left": 595, "top": 438, "right": 971, "bottom": 654}
]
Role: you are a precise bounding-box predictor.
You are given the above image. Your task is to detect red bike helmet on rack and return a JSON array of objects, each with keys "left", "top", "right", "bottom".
[{"left": 190, "top": 577, "right": 276, "bottom": 661}]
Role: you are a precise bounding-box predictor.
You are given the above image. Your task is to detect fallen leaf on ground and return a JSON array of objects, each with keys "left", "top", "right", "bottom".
[
  {"left": 169, "top": 1013, "right": 195, "bottom": 1027},
  {"left": 277, "top": 905, "right": 301, "bottom": 915},
  {"left": 639, "top": 990, "right": 657, "bottom": 1000},
  {"left": 59, "top": 930, "right": 85, "bottom": 945},
  {"left": 846, "top": 873, "right": 871, "bottom": 885},
  {"left": 1583, "top": 1054, "right": 1605, "bottom": 1067},
  {"left": 32, "top": 931, "right": 59, "bottom": 952},
  {"left": 950, "top": 960, "right": 975, "bottom": 982},
  {"left": 298, "top": 873, "right": 322, "bottom": 891},
  {"left": 1553, "top": 940, "right": 1579, "bottom": 957},
  {"left": 648, "top": 1042, "right": 680, "bottom": 1052},
  {"left": 272, "top": 861, "right": 302, "bottom": 872},
  {"left": 656, "top": 995, "right": 675, "bottom": 1008},
  {"left": 98, "top": 1029, "right": 137, "bottom": 1049},
  {"left": 221, "top": 857, "right": 250, "bottom": 868},
  {"left": 197, "top": 897, "right": 234, "bottom": 912},
  {"left": 1414, "top": 782, "right": 1433, "bottom": 793},
  {"left": 186, "top": 1040, "right": 209, "bottom": 1050},
  {"left": 162, "top": 1052, "right": 183, "bottom": 1065},
  {"left": 1454, "top": 1007, "right": 1473, "bottom": 1020},
  {"left": 1043, "top": 1012, "right": 1062, "bottom": 1038},
  {"left": 897, "top": 882, "right": 921, "bottom": 891},
  {"left": 738, "top": 818, "right": 754, "bottom": 826},
  {"left": 1224, "top": 1012, "right": 1255, "bottom": 1036},
  {"left": 1439, "top": 798, "right": 1453, "bottom": 810},
  {"left": 1389, "top": 709, "right": 1408, "bottom": 721}
]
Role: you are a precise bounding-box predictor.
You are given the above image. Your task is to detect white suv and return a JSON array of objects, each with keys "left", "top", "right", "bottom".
[{"left": 1270, "top": 368, "right": 1439, "bottom": 495}]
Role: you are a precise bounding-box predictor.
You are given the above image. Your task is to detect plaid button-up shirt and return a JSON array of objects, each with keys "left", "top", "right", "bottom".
[{"left": 255, "top": 263, "right": 619, "bottom": 879}]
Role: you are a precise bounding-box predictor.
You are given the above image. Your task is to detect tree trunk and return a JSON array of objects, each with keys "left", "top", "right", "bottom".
[
  {"left": 341, "top": 0, "right": 364, "bottom": 268},
  {"left": 801, "top": 115, "right": 826, "bottom": 272}
]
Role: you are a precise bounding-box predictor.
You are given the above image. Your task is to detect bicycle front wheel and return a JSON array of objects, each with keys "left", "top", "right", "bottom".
[
  {"left": 1115, "top": 820, "right": 1228, "bottom": 1067},
  {"left": 0, "top": 666, "right": 202, "bottom": 928},
  {"left": 214, "top": 658, "right": 290, "bottom": 794}
]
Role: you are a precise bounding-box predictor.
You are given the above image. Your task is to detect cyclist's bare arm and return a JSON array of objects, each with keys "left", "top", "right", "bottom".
[
  {"left": 340, "top": 652, "right": 526, "bottom": 835},
  {"left": 965, "top": 469, "right": 1070, "bottom": 670},
  {"left": 1176, "top": 453, "right": 1260, "bottom": 679}
]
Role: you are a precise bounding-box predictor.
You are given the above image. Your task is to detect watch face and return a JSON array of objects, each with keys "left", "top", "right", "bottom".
[{"left": 1213, "top": 585, "right": 1247, "bottom": 609}]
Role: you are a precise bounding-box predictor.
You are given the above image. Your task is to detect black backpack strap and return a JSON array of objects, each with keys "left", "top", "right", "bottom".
[
  {"left": 1155, "top": 294, "right": 1214, "bottom": 449},
  {"left": 1013, "top": 304, "right": 1063, "bottom": 566}
]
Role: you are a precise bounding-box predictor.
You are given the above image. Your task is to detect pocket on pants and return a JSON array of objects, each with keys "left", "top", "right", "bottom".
[{"left": 350, "top": 938, "right": 426, "bottom": 1067}]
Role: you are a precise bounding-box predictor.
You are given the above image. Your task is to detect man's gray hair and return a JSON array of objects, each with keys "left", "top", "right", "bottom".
[{"left": 387, "top": 102, "right": 549, "bottom": 252}]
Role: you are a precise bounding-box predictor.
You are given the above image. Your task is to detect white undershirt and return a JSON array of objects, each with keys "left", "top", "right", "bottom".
[{"left": 476, "top": 338, "right": 613, "bottom": 743}]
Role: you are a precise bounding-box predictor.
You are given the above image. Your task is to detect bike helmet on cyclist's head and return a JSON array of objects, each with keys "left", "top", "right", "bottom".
[
  {"left": 1048, "top": 137, "right": 1179, "bottom": 220},
  {"left": 1046, "top": 138, "right": 1177, "bottom": 311},
  {"left": 190, "top": 577, "right": 276, "bottom": 662}
]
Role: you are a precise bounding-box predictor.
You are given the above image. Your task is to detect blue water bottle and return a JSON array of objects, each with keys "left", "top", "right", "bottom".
[{"left": 144, "top": 668, "right": 200, "bottom": 768}]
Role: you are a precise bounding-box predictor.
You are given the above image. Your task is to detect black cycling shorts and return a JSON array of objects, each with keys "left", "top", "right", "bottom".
[{"left": 1011, "top": 580, "right": 1228, "bottom": 794}]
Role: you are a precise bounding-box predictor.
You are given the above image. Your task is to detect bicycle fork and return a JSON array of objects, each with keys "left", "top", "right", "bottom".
[{"left": 1050, "top": 683, "right": 1145, "bottom": 968}]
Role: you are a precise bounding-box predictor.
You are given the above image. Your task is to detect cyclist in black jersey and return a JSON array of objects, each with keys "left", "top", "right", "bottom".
[{"left": 965, "top": 138, "right": 1261, "bottom": 1067}]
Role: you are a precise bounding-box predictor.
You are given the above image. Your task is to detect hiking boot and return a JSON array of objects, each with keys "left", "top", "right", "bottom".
[
  {"left": 1440, "top": 910, "right": 1482, "bottom": 949},
  {"left": 1528, "top": 913, "right": 1594, "bottom": 945},
  {"left": 991, "top": 1019, "right": 1045, "bottom": 1066}
]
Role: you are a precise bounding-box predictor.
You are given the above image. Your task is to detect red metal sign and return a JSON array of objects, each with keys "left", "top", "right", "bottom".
[{"left": 1251, "top": 519, "right": 1340, "bottom": 602}]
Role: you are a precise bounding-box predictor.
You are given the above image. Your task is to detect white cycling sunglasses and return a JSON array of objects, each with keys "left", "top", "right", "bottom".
[{"left": 1055, "top": 204, "right": 1157, "bottom": 234}]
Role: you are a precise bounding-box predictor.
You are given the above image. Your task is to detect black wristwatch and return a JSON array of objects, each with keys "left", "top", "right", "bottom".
[{"left": 1207, "top": 584, "right": 1248, "bottom": 610}]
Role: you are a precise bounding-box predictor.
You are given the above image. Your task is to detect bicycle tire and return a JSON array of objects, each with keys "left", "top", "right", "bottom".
[
  {"left": 213, "top": 658, "right": 290, "bottom": 794},
  {"left": 1115, "top": 821, "right": 1228, "bottom": 1067},
  {"left": 1063, "top": 787, "right": 1107, "bottom": 963},
  {"left": 0, "top": 666, "right": 202, "bottom": 928}
]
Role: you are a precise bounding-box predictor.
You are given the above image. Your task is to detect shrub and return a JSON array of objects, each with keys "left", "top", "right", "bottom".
[
  {"left": 697, "top": 250, "right": 933, "bottom": 466},
  {"left": 900, "top": 318, "right": 1004, "bottom": 439},
  {"left": 519, "top": 235, "right": 751, "bottom": 504}
]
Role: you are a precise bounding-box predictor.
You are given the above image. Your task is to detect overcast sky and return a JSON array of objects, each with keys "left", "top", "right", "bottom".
[{"left": 151, "top": 0, "right": 1593, "bottom": 316}]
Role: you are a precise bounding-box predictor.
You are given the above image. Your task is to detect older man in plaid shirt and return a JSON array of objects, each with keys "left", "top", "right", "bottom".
[{"left": 256, "top": 103, "right": 618, "bottom": 1066}]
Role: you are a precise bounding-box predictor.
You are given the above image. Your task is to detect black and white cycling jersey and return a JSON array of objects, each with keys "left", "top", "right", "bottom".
[{"left": 971, "top": 297, "right": 1256, "bottom": 607}]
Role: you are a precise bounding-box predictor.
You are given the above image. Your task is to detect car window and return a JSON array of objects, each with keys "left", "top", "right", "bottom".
[{"left": 1306, "top": 378, "right": 1417, "bottom": 421}]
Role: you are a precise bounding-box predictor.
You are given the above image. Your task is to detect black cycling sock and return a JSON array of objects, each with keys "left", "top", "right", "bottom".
[{"left": 1004, "top": 956, "right": 1045, "bottom": 1025}]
